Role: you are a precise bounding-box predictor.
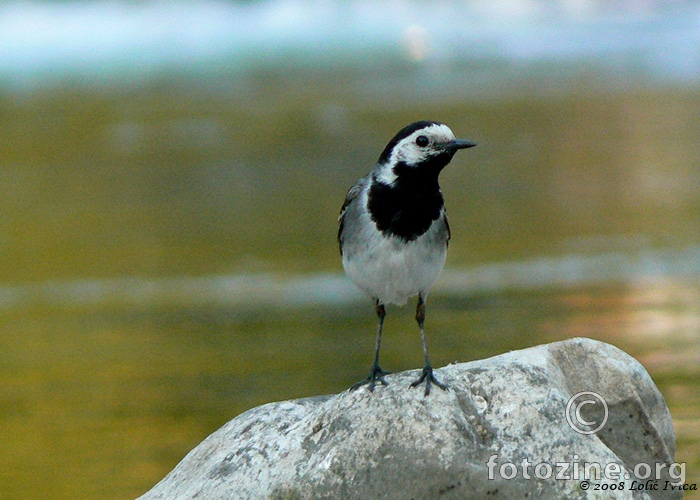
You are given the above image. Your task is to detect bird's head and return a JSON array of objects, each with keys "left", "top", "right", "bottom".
[{"left": 375, "top": 121, "right": 476, "bottom": 185}]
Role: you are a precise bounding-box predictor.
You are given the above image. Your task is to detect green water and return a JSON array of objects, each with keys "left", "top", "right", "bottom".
[{"left": 0, "top": 72, "right": 698, "bottom": 498}]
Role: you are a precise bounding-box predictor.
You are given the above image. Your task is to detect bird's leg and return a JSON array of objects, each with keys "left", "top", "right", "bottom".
[
  {"left": 410, "top": 294, "right": 448, "bottom": 396},
  {"left": 352, "top": 300, "right": 390, "bottom": 391}
]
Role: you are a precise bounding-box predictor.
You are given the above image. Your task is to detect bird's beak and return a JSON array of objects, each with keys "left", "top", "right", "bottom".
[{"left": 448, "top": 139, "right": 477, "bottom": 150}]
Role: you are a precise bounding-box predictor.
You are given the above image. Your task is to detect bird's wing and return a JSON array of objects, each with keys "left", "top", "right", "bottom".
[{"left": 337, "top": 179, "right": 365, "bottom": 255}]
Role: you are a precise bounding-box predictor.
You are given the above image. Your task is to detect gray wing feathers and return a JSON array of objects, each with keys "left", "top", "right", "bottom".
[{"left": 337, "top": 179, "right": 365, "bottom": 255}]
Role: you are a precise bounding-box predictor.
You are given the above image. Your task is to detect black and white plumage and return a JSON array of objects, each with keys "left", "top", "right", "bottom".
[{"left": 338, "top": 120, "right": 476, "bottom": 395}]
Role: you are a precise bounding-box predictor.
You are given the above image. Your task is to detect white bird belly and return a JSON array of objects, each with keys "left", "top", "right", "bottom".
[{"left": 342, "top": 230, "right": 447, "bottom": 305}]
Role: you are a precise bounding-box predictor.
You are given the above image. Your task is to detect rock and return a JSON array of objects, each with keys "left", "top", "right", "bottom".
[{"left": 137, "top": 338, "right": 681, "bottom": 500}]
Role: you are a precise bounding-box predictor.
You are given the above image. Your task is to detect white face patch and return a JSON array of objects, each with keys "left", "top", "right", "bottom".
[
  {"left": 373, "top": 162, "right": 398, "bottom": 185},
  {"left": 389, "top": 123, "right": 456, "bottom": 167}
]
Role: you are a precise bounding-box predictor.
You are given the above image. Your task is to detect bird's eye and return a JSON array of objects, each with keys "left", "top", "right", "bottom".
[{"left": 415, "top": 135, "right": 429, "bottom": 147}]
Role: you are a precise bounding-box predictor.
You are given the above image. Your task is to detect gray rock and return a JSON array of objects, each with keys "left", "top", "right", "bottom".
[{"left": 138, "top": 338, "right": 681, "bottom": 500}]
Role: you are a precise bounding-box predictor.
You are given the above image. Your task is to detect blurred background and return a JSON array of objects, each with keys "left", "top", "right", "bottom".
[{"left": 0, "top": 0, "right": 699, "bottom": 498}]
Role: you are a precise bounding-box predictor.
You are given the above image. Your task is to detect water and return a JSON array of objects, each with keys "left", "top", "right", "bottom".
[
  {"left": 2, "top": 245, "right": 700, "bottom": 311},
  {"left": 2, "top": 0, "right": 700, "bottom": 89},
  {"left": 0, "top": 1, "right": 699, "bottom": 498},
  {"left": 1, "top": 281, "right": 698, "bottom": 499}
]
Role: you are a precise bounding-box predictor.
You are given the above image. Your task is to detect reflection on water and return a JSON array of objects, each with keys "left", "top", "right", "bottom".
[
  {"left": 2, "top": 245, "right": 700, "bottom": 310},
  {"left": 0, "top": 280, "right": 698, "bottom": 499}
]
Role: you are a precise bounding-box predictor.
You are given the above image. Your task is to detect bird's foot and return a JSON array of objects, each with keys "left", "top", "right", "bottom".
[
  {"left": 410, "top": 364, "right": 448, "bottom": 396},
  {"left": 351, "top": 364, "right": 390, "bottom": 392}
]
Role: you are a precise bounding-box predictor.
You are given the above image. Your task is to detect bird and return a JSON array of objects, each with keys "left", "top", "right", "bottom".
[{"left": 338, "top": 120, "right": 476, "bottom": 395}]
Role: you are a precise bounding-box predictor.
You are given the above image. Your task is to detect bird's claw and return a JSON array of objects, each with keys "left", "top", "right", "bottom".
[
  {"left": 351, "top": 364, "right": 391, "bottom": 392},
  {"left": 410, "top": 364, "right": 448, "bottom": 396}
]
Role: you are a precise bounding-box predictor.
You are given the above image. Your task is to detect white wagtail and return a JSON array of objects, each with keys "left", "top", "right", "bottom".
[{"left": 338, "top": 120, "right": 476, "bottom": 395}]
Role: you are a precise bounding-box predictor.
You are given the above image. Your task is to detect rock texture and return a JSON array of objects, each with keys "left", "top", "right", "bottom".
[{"left": 138, "top": 338, "right": 680, "bottom": 500}]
